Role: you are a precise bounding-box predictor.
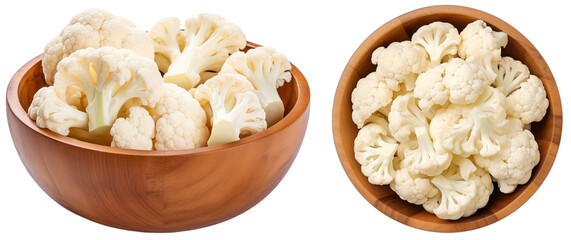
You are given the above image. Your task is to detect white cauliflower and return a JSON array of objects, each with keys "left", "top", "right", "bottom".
[
  {"left": 388, "top": 93, "right": 428, "bottom": 142},
  {"left": 351, "top": 72, "right": 393, "bottom": 128},
  {"left": 474, "top": 118, "right": 540, "bottom": 193},
  {"left": 506, "top": 75, "right": 549, "bottom": 124},
  {"left": 28, "top": 86, "right": 88, "bottom": 136},
  {"left": 354, "top": 118, "right": 399, "bottom": 185},
  {"left": 110, "top": 106, "right": 155, "bottom": 150},
  {"left": 42, "top": 8, "right": 154, "bottom": 85},
  {"left": 153, "top": 83, "right": 209, "bottom": 150},
  {"left": 412, "top": 21, "right": 461, "bottom": 67},
  {"left": 390, "top": 168, "right": 438, "bottom": 205},
  {"left": 443, "top": 58, "right": 494, "bottom": 105},
  {"left": 458, "top": 20, "right": 508, "bottom": 59},
  {"left": 150, "top": 14, "right": 247, "bottom": 90},
  {"left": 371, "top": 41, "right": 430, "bottom": 91},
  {"left": 220, "top": 46, "right": 292, "bottom": 127},
  {"left": 398, "top": 127, "right": 452, "bottom": 176},
  {"left": 493, "top": 56, "right": 530, "bottom": 96},
  {"left": 194, "top": 73, "right": 266, "bottom": 146},
  {"left": 413, "top": 64, "right": 448, "bottom": 112}
]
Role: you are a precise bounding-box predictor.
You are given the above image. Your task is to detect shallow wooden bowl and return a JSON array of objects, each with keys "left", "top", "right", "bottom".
[
  {"left": 332, "top": 5, "right": 561, "bottom": 232},
  {"left": 6, "top": 42, "right": 310, "bottom": 232}
]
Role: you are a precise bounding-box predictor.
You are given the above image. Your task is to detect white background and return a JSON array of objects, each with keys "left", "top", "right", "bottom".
[{"left": 1, "top": 0, "right": 569, "bottom": 239}]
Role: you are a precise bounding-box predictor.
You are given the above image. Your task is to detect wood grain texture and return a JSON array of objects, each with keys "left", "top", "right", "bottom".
[
  {"left": 332, "top": 5, "right": 562, "bottom": 232},
  {"left": 6, "top": 42, "right": 311, "bottom": 232}
]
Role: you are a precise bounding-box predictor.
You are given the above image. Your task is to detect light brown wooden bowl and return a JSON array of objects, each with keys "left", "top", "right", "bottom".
[
  {"left": 6, "top": 42, "right": 310, "bottom": 232},
  {"left": 332, "top": 5, "right": 562, "bottom": 232}
]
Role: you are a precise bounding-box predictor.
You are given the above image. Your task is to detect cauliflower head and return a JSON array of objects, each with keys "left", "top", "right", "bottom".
[
  {"left": 388, "top": 93, "right": 429, "bottom": 142},
  {"left": 53, "top": 47, "right": 163, "bottom": 134},
  {"left": 412, "top": 21, "right": 461, "bottom": 67},
  {"left": 110, "top": 106, "right": 155, "bottom": 150},
  {"left": 474, "top": 118, "right": 540, "bottom": 193},
  {"left": 194, "top": 73, "right": 266, "bottom": 146},
  {"left": 390, "top": 168, "right": 438, "bottom": 205},
  {"left": 506, "top": 75, "right": 549, "bottom": 124},
  {"left": 28, "top": 86, "right": 88, "bottom": 136},
  {"left": 354, "top": 118, "right": 399, "bottom": 185},
  {"left": 351, "top": 72, "right": 393, "bottom": 128},
  {"left": 443, "top": 58, "right": 494, "bottom": 105},
  {"left": 372, "top": 41, "right": 429, "bottom": 91},
  {"left": 220, "top": 46, "right": 292, "bottom": 127},
  {"left": 413, "top": 64, "right": 448, "bottom": 112},
  {"left": 458, "top": 20, "right": 508, "bottom": 59},
  {"left": 398, "top": 127, "right": 452, "bottom": 176},
  {"left": 493, "top": 56, "right": 530, "bottom": 96},
  {"left": 153, "top": 83, "right": 209, "bottom": 150},
  {"left": 151, "top": 13, "right": 247, "bottom": 90},
  {"left": 43, "top": 8, "right": 154, "bottom": 85}
]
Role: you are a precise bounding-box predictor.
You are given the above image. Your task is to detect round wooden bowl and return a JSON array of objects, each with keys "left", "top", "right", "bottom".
[
  {"left": 332, "top": 5, "right": 562, "bottom": 232},
  {"left": 6, "top": 42, "right": 310, "bottom": 232}
]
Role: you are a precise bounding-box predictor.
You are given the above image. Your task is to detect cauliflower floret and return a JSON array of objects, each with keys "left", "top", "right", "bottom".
[
  {"left": 388, "top": 93, "right": 429, "bottom": 142},
  {"left": 398, "top": 127, "right": 452, "bottom": 176},
  {"left": 474, "top": 118, "right": 540, "bottom": 193},
  {"left": 351, "top": 72, "right": 393, "bottom": 128},
  {"left": 150, "top": 14, "right": 246, "bottom": 90},
  {"left": 443, "top": 58, "right": 494, "bottom": 105},
  {"left": 413, "top": 64, "right": 448, "bottom": 112},
  {"left": 220, "top": 46, "right": 292, "bottom": 127},
  {"left": 110, "top": 106, "right": 155, "bottom": 150},
  {"left": 28, "top": 86, "right": 88, "bottom": 136},
  {"left": 42, "top": 8, "right": 154, "bottom": 85},
  {"left": 371, "top": 41, "right": 429, "bottom": 91},
  {"left": 390, "top": 168, "right": 438, "bottom": 205},
  {"left": 153, "top": 83, "right": 209, "bottom": 150},
  {"left": 430, "top": 87, "right": 509, "bottom": 157},
  {"left": 354, "top": 118, "right": 399, "bottom": 185},
  {"left": 194, "top": 73, "right": 266, "bottom": 146},
  {"left": 458, "top": 20, "right": 508, "bottom": 59},
  {"left": 412, "top": 21, "right": 461, "bottom": 67},
  {"left": 493, "top": 56, "right": 531, "bottom": 96},
  {"left": 507, "top": 75, "right": 549, "bottom": 124}
]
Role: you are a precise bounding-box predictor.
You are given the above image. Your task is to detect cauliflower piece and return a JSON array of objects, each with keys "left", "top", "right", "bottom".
[
  {"left": 398, "top": 127, "right": 452, "bottom": 176},
  {"left": 423, "top": 158, "right": 493, "bottom": 220},
  {"left": 110, "top": 106, "right": 155, "bottom": 150},
  {"left": 351, "top": 72, "right": 393, "bottom": 128},
  {"left": 412, "top": 21, "right": 461, "bottom": 67},
  {"left": 354, "top": 118, "right": 399, "bottom": 185},
  {"left": 390, "top": 168, "right": 438, "bottom": 205},
  {"left": 430, "top": 87, "right": 509, "bottom": 157},
  {"left": 194, "top": 73, "right": 266, "bottom": 146},
  {"left": 153, "top": 83, "right": 209, "bottom": 150},
  {"left": 150, "top": 14, "right": 246, "bottom": 90},
  {"left": 493, "top": 56, "right": 530, "bottom": 96},
  {"left": 42, "top": 8, "right": 154, "bottom": 85},
  {"left": 458, "top": 20, "right": 508, "bottom": 59},
  {"left": 53, "top": 47, "right": 163, "bottom": 134},
  {"left": 443, "top": 58, "right": 494, "bottom": 105},
  {"left": 507, "top": 75, "right": 549, "bottom": 124},
  {"left": 413, "top": 64, "right": 448, "bottom": 112},
  {"left": 474, "top": 118, "right": 540, "bottom": 193},
  {"left": 371, "top": 41, "right": 429, "bottom": 91},
  {"left": 220, "top": 46, "right": 292, "bottom": 127},
  {"left": 388, "top": 93, "right": 428, "bottom": 142},
  {"left": 28, "top": 86, "right": 88, "bottom": 136}
]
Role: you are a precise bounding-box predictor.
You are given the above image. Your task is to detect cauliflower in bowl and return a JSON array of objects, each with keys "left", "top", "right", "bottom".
[{"left": 350, "top": 20, "right": 548, "bottom": 220}]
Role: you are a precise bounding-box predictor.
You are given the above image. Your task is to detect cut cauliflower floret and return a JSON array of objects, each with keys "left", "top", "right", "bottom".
[
  {"left": 413, "top": 64, "right": 448, "bottom": 112},
  {"left": 458, "top": 20, "right": 508, "bottom": 59},
  {"left": 388, "top": 93, "right": 428, "bottom": 142},
  {"left": 390, "top": 168, "right": 438, "bottom": 205},
  {"left": 474, "top": 118, "right": 540, "bottom": 193},
  {"left": 493, "top": 56, "right": 530, "bottom": 96},
  {"left": 220, "top": 46, "right": 292, "bottom": 127},
  {"left": 110, "top": 106, "right": 155, "bottom": 150},
  {"left": 28, "top": 86, "right": 88, "bottom": 136},
  {"left": 506, "top": 75, "right": 549, "bottom": 124},
  {"left": 371, "top": 41, "right": 429, "bottom": 91},
  {"left": 150, "top": 14, "right": 246, "bottom": 90},
  {"left": 412, "top": 21, "right": 461, "bottom": 67},
  {"left": 398, "top": 127, "right": 452, "bottom": 176},
  {"left": 443, "top": 58, "right": 494, "bottom": 105},
  {"left": 153, "top": 83, "right": 209, "bottom": 150},
  {"left": 42, "top": 8, "right": 154, "bottom": 85},
  {"left": 354, "top": 118, "right": 398, "bottom": 185},
  {"left": 351, "top": 72, "right": 393, "bottom": 128},
  {"left": 194, "top": 73, "right": 266, "bottom": 146}
]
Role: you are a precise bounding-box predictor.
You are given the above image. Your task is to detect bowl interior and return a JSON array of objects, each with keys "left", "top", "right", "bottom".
[{"left": 333, "top": 5, "right": 562, "bottom": 232}]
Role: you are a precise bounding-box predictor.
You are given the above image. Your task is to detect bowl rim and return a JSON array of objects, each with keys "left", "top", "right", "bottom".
[
  {"left": 332, "top": 4, "right": 562, "bottom": 232},
  {"left": 6, "top": 41, "right": 311, "bottom": 156}
]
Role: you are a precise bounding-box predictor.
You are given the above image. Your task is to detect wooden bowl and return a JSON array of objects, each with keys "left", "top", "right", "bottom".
[
  {"left": 332, "top": 5, "right": 562, "bottom": 232},
  {"left": 6, "top": 42, "right": 310, "bottom": 232}
]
